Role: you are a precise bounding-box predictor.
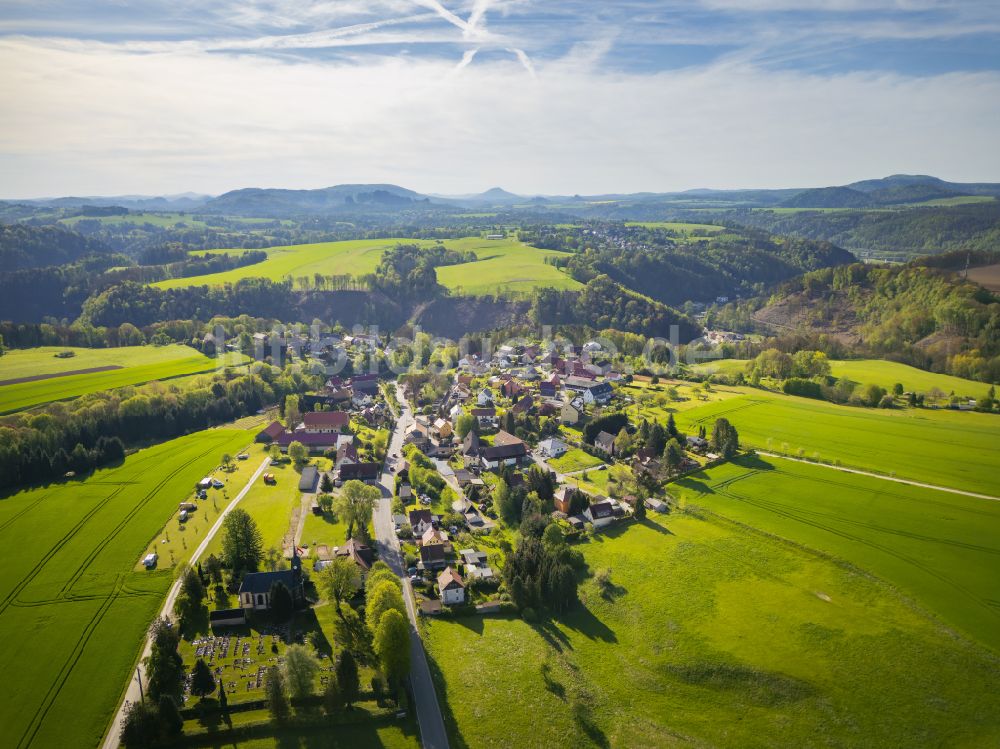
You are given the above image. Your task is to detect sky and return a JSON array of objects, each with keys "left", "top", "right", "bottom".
[{"left": 1, "top": 0, "right": 999, "bottom": 198}]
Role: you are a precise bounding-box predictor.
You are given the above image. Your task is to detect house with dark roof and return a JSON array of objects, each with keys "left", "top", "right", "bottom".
[
  {"left": 470, "top": 406, "right": 497, "bottom": 428},
  {"left": 419, "top": 542, "right": 447, "bottom": 571},
  {"left": 336, "top": 462, "right": 380, "bottom": 485},
  {"left": 238, "top": 551, "right": 305, "bottom": 611},
  {"left": 210, "top": 608, "right": 247, "bottom": 630},
  {"left": 276, "top": 431, "right": 339, "bottom": 454},
  {"left": 350, "top": 374, "right": 380, "bottom": 393},
  {"left": 335, "top": 538, "right": 375, "bottom": 573},
  {"left": 462, "top": 431, "right": 481, "bottom": 457},
  {"left": 481, "top": 442, "right": 528, "bottom": 470},
  {"left": 594, "top": 430, "right": 616, "bottom": 456},
  {"left": 584, "top": 499, "right": 615, "bottom": 528},
  {"left": 583, "top": 382, "right": 614, "bottom": 405},
  {"left": 409, "top": 509, "right": 433, "bottom": 535},
  {"left": 511, "top": 395, "right": 534, "bottom": 415},
  {"left": 539, "top": 373, "right": 560, "bottom": 398}
]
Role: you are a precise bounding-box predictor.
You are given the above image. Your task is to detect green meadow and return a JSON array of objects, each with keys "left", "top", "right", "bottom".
[
  {"left": 0, "top": 345, "right": 238, "bottom": 413},
  {"left": 0, "top": 427, "right": 253, "bottom": 749},
  {"left": 432, "top": 237, "right": 580, "bottom": 294},
  {"left": 693, "top": 357, "right": 993, "bottom": 400},
  {"left": 676, "top": 454, "right": 1000, "bottom": 651},
  {"left": 424, "top": 511, "right": 1000, "bottom": 748},
  {"left": 624, "top": 221, "right": 725, "bottom": 233},
  {"left": 547, "top": 448, "right": 604, "bottom": 474},
  {"left": 672, "top": 390, "right": 1000, "bottom": 496},
  {"left": 153, "top": 236, "right": 580, "bottom": 296}
]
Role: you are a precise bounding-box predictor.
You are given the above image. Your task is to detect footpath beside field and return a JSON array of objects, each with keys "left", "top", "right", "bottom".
[{"left": 100, "top": 456, "right": 270, "bottom": 749}]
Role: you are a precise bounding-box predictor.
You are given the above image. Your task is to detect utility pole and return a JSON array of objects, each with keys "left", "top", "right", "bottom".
[{"left": 136, "top": 665, "right": 144, "bottom": 703}]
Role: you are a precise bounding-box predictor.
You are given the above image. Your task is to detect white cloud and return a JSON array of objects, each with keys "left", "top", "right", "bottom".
[{"left": 0, "top": 36, "right": 998, "bottom": 197}]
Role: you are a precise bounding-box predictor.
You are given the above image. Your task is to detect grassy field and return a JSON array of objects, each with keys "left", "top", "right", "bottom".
[
  {"left": 424, "top": 511, "right": 1000, "bottom": 748},
  {"left": 61, "top": 212, "right": 210, "bottom": 229},
  {"left": 135, "top": 445, "right": 265, "bottom": 571},
  {"left": 0, "top": 427, "right": 253, "bottom": 749},
  {"left": 548, "top": 448, "right": 604, "bottom": 474},
  {"left": 0, "top": 345, "right": 240, "bottom": 413},
  {"left": 433, "top": 237, "right": 580, "bottom": 295},
  {"left": 200, "top": 458, "right": 304, "bottom": 561},
  {"left": 624, "top": 221, "right": 725, "bottom": 233},
  {"left": 154, "top": 236, "right": 580, "bottom": 296},
  {"left": 692, "top": 358, "right": 993, "bottom": 400},
  {"left": 675, "top": 454, "right": 1000, "bottom": 651},
  {"left": 671, "top": 390, "right": 1000, "bottom": 496}
]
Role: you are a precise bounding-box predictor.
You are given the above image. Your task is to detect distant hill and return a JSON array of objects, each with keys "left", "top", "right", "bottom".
[
  {"left": 19, "top": 193, "right": 210, "bottom": 211},
  {"left": 0, "top": 223, "right": 109, "bottom": 269},
  {"left": 780, "top": 186, "right": 872, "bottom": 209},
  {"left": 200, "top": 184, "right": 442, "bottom": 216}
]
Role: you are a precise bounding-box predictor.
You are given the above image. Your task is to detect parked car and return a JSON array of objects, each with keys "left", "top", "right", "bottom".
[
  {"left": 407, "top": 566, "right": 418, "bottom": 576},
  {"left": 196, "top": 490, "right": 207, "bottom": 500},
  {"left": 211, "top": 478, "right": 224, "bottom": 488},
  {"left": 237, "top": 453, "right": 249, "bottom": 460}
]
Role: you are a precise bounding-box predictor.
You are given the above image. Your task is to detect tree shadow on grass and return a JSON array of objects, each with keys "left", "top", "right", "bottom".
[
  {"left": 572, "top": 699, "right": 610, "bottom": 749},
  {"left": 540, "top": 661, "right": 567, "bottom": 701},
  {"left": 635, "top": 518, "right": 674, "bottom": 536},
  {"left": 451, "top": 613, "right": 484, "bottom": 635},
  {"left": 733, "top": 452, "right": 778, "bottom": 471},
  {"left": 561, "top": 603, "right": 617, "bottom": 644},
  {"left": 533, "top": 616, "right": 573, "bottom": 653},
  {"left": 422, "top": 648, "right": 472, "bottom": 749}
]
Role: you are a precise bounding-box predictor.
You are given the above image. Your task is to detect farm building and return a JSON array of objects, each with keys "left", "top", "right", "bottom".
[
  {"left": 257, "top": 421, "right": 286, "bottom": 443},
  {"left": 298, "top": 466, "right": 319, "bottom": 492},
  {"left": 302, "top": 411, "right": 351, "bottom": 433},
  {"left": 337, "top": 462, "right": 380, "bottom": 485},
  {"left": 210, "top": 608, "right": 247, "bottom": 630}
]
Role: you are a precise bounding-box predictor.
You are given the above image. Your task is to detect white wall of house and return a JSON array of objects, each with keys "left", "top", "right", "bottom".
[{"left": 441, "top": 585, "right": 465, "bottom": 605}]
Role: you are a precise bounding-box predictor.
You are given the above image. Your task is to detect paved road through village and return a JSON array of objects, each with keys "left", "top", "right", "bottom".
[{"left": 373, "top": 384, "right": 450, "bottom": 749}]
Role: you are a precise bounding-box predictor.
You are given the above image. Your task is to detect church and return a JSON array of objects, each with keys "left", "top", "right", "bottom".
[{"left": 238, "top": 548, "right": 306, "bottom": 611}]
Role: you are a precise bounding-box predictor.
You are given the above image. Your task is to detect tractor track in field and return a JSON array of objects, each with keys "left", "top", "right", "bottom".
[
  {"left": 3, "top": 435, "right": 237, "bottom": 749},
  {"left": 59, "top": 441, "right": 222, "bottom": 597},
  {"left": 0, "top": 490, "right": 55, "bottom": 534},
  {"left": 16, "top": 575, "right": 125, "bottom": 749},
  {"left": 0, "top": 485, "right": 128, "bottom": 617},
  {"left": 709, "top": 475, "right": 1000, "bottom": 627}
]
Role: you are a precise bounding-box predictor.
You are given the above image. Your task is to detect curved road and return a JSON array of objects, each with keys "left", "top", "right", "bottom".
[{"left": 374, "top": 384, "right": 450, "bottom": 749}]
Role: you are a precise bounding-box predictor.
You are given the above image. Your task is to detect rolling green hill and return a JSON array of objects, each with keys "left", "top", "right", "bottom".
[
  {"left": 0, "top": 345, "right": 243, "bottom": 413},
  {"left": 154, "top": 236, "right": 580, "bottom": 295}
]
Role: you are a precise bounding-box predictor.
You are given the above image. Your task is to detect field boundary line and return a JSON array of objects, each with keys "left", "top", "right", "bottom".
[
  {"left": 756, "top": 451, "right": 1000, "bottom": 502},
  {"left": 99, "top": 453, "right": 270, "bottom": 749}
]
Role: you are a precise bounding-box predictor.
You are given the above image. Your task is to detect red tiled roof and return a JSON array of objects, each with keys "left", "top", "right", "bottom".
[{"left": 303, "top": 411, "right": 350, "bottom": 429}]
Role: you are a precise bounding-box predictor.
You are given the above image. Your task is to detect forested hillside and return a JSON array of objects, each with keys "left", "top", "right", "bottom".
[
  {"left": 727, "top": 201, "right": 1000, "bottom": 259},
  {"left": 0, "top": 223, "right": 109, "bottom": 269},
  {"left": 711, "top": 257, "right": 1000, "bottom": 382},
  {"left": 523, "top": 223, "right": 853, "bottom": 306}
]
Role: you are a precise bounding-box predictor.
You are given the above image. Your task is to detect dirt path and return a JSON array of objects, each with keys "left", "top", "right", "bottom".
[
  {"left": 0, "top": 364, "right": 122, "bottom": 386},
  {"left": 756, "top": 451, "right": 1000, "bottom": 502}
]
